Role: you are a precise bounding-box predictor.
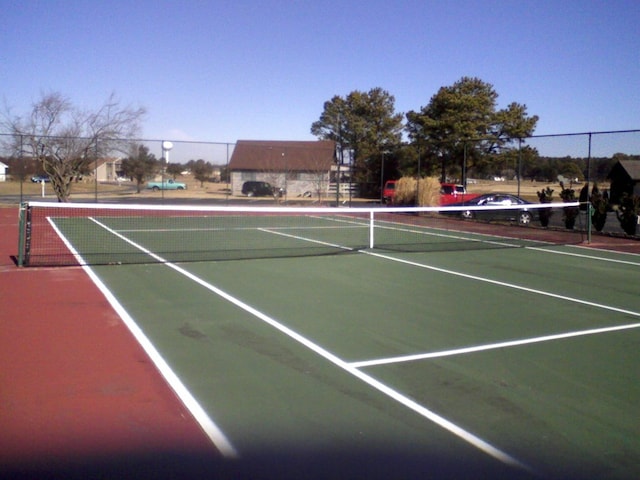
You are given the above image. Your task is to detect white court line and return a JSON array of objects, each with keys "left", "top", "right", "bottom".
[
  {"left": 88, "top": 217, "right": 530, "bottom": 471},
  {"left": 349, "top": 322, "right": 640, "bottom": 368},
  {"left": 345, "top": 249, "right": 640, "bottom": 367},
  {"left": 376, "top": 223, "right": 522, "bottom": 248},
  {"left": 527, "top": 246, "right": 640, "bottom": 266},
  {"left": 374, "top": 217, "right": 640, "bottom": 266},
  {"left": 47, "top": 217, "right": 239, "bottom": 458},
  {"left": 258, "top": 227, "right": 356, "bottom": 251},
  {"left": 364, "top": 250, "right": 640, "bottom": 319},
  {"left": 119, "top": 224, "right": 364, "bottom": 233},
  {"left": 282, "top": 226, "right": 640, "bottom": 368}
]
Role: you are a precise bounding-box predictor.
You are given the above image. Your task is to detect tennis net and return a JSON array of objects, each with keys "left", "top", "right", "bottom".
[{"left": 17, "top": 200, "right": 583, "bottom": 267}]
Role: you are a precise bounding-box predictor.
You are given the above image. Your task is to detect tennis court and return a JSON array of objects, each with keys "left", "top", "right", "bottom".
[{"left": 18, "top": 202, "right": 640, "bottom": 478}]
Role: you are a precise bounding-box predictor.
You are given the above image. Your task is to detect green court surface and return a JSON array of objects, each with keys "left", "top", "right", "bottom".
[{"left": 52, "top": 212, "right": 640, "bottom": 478}]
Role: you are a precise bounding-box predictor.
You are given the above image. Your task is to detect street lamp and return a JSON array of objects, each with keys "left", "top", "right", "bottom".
[
  {"left": 282, "top": 151, "right": 287, "bottom": 203},
  {"left": 380, "top": 151, "right": 384, "bottom": 203}
]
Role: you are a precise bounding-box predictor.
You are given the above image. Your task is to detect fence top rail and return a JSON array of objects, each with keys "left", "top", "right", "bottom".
[{"left": 3, "top": 128, "right": 639, "bottom": 145}]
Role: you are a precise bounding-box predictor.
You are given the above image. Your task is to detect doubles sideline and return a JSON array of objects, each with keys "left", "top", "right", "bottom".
[{"left": 45, "top": 216, "right": 239, "bottom": 459}]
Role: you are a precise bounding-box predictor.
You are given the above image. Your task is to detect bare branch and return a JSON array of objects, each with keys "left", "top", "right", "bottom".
[{"left": 2, "top": 91, "right": 146, "bottom": 201}]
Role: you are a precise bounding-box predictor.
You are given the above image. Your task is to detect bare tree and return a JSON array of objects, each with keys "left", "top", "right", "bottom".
[{"left": 2, "top": 92, "right": 145, "bottom": 201}]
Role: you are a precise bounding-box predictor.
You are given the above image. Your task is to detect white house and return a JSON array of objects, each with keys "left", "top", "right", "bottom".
[
  {"left": 0, "top": 161, "right": 7, "bottom": 182},
  {"left": 88, "top": 157, "right": 123, "bottom": 182}
]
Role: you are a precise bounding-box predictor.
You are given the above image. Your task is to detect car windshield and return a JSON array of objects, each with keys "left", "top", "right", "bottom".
[
  {"left": 441, "top": 185, "right": 464, "bottom": 194},
  {"left": 487, "top": 196, "right": 512, "bottom": 206}
]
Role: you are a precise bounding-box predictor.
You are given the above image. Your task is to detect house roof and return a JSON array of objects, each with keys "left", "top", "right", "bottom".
[
  {"left": 608, "top": 160, "right": 640, "bottom": 181},
  {"left": 229, "top": 140, "right": 336, "bottom": 172},
  {"left": 88, "top": 157, "right": 122, "bottom": 170}
]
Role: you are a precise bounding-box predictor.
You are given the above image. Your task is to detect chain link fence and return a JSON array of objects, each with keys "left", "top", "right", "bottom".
[
  {"left": 1, "top": 130, "right": 639, "bottom": 235},
  {"left": 0, "top": 136, "right": 235, "bottom": 204}
]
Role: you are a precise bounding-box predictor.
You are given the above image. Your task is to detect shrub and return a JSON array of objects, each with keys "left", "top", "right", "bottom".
[
  {"left": 559, "top": 181, "right": 579, "bottom": 229},
  {"left": 590, "top": 183, "right": 608, "bottom": 232},
  {"left": 536, "top": 187, "right": 554, "bottom": 227},
  {"left": 394, "top": 176, "right": 441, "bottom": 206},
  {"left": 614, "top": 193, "right": 640, "bottom": 236}
]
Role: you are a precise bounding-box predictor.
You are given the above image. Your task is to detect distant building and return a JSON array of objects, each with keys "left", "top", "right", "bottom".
[
  {"left": 228, "top": 140, "right": 340, "bottom": 198},
  {"left": 0, "top": 161, "right": 7, "bottom": 181},
  {"left": 88, "top": 157, "right": 123, "bottom": 182},
  {"left": 607, "top": 160, "right": 640, "bottom": 204}
]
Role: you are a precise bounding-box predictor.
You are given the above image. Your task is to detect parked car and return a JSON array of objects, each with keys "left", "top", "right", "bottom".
[
  {"left": 31, "top": 175, "right": 50, "bottom": 183},
  {"left": 382, "top": 180, "right": 396, "bottom": 203},
  {"left": 442, "top": 193, "right": 536, "bottom": 225},
  {"left": 146, "top": 179, "right": 187, "bottom": 190},
  {"left": 241, "top": 181, "right": 283, "bottom": 197}
]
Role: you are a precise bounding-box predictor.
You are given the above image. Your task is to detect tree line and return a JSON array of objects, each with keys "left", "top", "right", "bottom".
[
  {"left": 1, "top": 78, "right": 636, "bottom": 201},
  {"left": 311, "top": 77, "right": 539, "bottom": 188},
  {"left": 310, "top": 77, "right": 637, "bottom": 193}
]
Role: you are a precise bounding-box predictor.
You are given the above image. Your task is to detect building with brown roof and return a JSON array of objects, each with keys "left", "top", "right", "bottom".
[
  {"left": 229, "top": 140, "right": 345, "bottom": 198},
  {"left": 607, "top": 160, "right": 640, "bottom": 204}
]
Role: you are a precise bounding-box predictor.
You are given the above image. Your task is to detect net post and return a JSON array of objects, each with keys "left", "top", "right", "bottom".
[
  {"left": 587, "top": 203, "right": 593, "bottom": 244},
  {"left": 369, "top": 210, "right": 375, "bottom": 249},
  {"left": 17, "top": 202, "right": 29, "bottom": 267}
]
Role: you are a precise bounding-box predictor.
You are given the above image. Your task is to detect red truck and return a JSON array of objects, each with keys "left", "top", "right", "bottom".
[
  {"left": 382, "top": 180, "right": 397, "bottom": 203},
  {"left": 383, "top": 180, "right": 478, "bottom": 205},
  {"left": 439, "top": 183, "right": 479, "bottom": 205}
]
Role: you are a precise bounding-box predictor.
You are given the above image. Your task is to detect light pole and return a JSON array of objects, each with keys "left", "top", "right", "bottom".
[
  {"left": 380, "top": 151, "right": 385, "bottom": 204},
  {"left": 282, "top": 150, "right": 287, "bottom": 203},
  {"left": 416, "top": 145, "right": 421, "bottom": 206}
]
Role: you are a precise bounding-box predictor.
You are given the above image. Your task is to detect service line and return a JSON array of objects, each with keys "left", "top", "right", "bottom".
[
  {"left": 364, "top": 250, "right": 640, "bottom": 318},
  {"left": 349, "top": 322, "right": 640, "bottom": 368}
]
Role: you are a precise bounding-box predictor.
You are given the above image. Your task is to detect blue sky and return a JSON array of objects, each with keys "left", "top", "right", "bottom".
[{"left": 2, "top": 0, "right": 638, "bottom": 149}]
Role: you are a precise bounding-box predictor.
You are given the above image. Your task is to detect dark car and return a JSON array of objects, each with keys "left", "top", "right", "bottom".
[
  {"left": 443, "top": 193, "right": 536, "bottom": 225},
  {"left": 241, "top": 181, "right": 283, "bottom": 197},
  {"left": 31, "top": 175, "right": 51, "bottom": 183}
]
